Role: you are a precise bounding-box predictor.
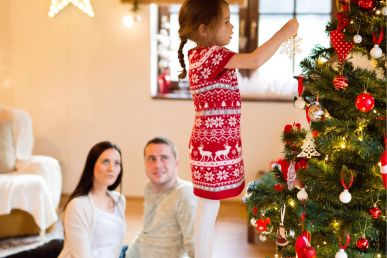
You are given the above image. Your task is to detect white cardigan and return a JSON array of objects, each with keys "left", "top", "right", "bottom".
[{"left": 58, "top": 191, "right": 126, "bottom": 258}]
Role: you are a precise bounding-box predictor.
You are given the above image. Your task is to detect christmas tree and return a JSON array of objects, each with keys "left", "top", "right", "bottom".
[{"left": 246, "top": 0, "right": 386, "bottom": 257}]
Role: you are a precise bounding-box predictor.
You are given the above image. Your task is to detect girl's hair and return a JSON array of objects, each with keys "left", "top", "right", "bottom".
[
  {"left": 178, "top": 0, "right": 228, "bottom": 80},
  {"left": 63, "top": 141, "right": 123, "bottom": 210}
]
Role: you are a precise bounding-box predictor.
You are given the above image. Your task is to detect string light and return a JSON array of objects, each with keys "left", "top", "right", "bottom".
[
  {"left": 325, "top": 155, "right": 329, "bottom": 161},
  {"left": 288, "top": 199, "right": 296, "bottom": 207}
]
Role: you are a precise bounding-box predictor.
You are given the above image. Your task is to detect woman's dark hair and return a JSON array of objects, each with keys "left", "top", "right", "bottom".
[{"left": 63, "top": 141, "right": 123, "bottom": 210}]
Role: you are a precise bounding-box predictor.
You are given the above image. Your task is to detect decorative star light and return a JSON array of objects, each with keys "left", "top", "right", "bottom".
[{"left": 48, "top": 0, "right": 94, "bottom": 18}]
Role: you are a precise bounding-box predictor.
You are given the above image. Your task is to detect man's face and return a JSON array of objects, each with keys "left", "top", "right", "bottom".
[{"left": 144, "top": 143, "right": 178, "bottom": 192}]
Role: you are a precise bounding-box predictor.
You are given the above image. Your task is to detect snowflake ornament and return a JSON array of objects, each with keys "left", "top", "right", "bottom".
[{"left": 280, "top": 37, "right": 302, "bottom": 59}]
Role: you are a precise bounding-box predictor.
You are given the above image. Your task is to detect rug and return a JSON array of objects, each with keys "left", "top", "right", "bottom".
[{"left": 0, "top": 220, "right": 63, "bottom": 258}]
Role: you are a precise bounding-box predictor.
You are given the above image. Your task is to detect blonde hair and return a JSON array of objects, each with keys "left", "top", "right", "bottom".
[{"left": 178, "top": 0, "right": 228, "bottom": 80}]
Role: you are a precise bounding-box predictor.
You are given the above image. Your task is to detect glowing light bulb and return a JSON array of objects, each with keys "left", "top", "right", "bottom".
[{"left": 289, "top": 199, "right": 295, "bottom": 207}]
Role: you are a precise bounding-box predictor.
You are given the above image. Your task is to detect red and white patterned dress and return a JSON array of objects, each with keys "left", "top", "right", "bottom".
[{"left": 188, "top": 45, "right": 244, "bottom": 200}]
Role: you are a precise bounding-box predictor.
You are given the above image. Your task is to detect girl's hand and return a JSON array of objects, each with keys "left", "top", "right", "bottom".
[{"left": 279, "top": 18, "right": 299, "bottom": 40}]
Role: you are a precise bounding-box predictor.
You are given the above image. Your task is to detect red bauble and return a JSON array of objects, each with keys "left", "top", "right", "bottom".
[
  {"left": 295, "top": 158, "right": 308, "bottom": 171},
  {"left": 274, "top": 183, "right": 286, "bottom": 192},
  {"left": 302, "top": 246, "right": 317, "bottom": 258},
  {"left": 381, "top": 150, "right": 387, "bottom": 189},
  {"left": 256, "top": 217, "right": 271, "bottom": 232},
  {"left": 369, "top": 205, "right": 382, "bottom": 219},
  {"left": 333, "top": 75, "right": 349, "bottom": 90},
  {"left": 312, "top": 130, "right": 319, "bottom": 138},
  {"left": 358, "top": 0, "right": 375, "bottom": 10},
  {"left": 277, "top": 159, "right": 290, "bottom": 181},
  {"left": 284, "top": 124, "right": 293, "bottom": 133},
  {"left": 355, "top": 92, "right": 375, "bottom": 112},
  {"left": 295, "top": 231, "right": 311, "bottom": 256},
  {"left": 356, "top": 237, "right": 369, "bottom": 251},
  {"left": 252, "top": 206, "right": 258, "bottom": 216}
]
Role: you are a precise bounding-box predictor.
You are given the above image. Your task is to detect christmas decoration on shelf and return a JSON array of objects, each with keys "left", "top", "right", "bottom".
[
  {"left": 245, "top": 0, "right": 386, "bottom": 256},
  {"left": 48, "top": 0, "right": 94, "bottom": 18}
]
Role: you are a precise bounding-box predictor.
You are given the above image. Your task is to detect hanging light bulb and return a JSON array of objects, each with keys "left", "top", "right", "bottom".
[{"left": 122, "top": 0, "right": 141, "bottom": 27}]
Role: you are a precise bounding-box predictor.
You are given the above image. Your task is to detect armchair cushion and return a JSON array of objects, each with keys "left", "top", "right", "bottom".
[{"left": 0, "top": 120, "right": 16, "bottom": 173}]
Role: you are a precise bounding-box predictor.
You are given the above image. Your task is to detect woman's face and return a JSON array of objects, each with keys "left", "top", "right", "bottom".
[{"left": 93, "top": 148, "right": 121, "bottom": 189}]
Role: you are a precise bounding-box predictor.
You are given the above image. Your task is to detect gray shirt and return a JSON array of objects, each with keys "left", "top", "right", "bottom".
[{"left": 126, "top": 179, "right": 197, "bottom": 258}]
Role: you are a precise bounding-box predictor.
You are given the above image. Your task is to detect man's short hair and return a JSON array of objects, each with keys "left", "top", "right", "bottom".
[{"left": 144, "top": 137, "right": 178, "bottom": 159}]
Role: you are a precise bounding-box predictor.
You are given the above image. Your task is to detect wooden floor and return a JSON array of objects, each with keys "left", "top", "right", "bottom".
[
  {"left": 60, "top": 195, "right": 276, "bottom": 257},
  {"left": 124, "top": 197, "right": 276, "bottom": 258}
]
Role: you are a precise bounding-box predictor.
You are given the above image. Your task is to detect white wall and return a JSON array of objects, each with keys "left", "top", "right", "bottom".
[{"left": 0, "top": 0, "right": 306, "bottom": 198}]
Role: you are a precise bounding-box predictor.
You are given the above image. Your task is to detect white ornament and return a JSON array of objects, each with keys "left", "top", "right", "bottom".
[
  {"left": 280, "top": 37, "right": 302, "bottom": 59},
  {"left": 297, "top": 188, "right": 309, "bottom": 201},
  {"left": 370, "top": 45, "right": 383, "bottom": 59},
  {"left": 335, "top": 248, "right": 348, "bottom": 258},
  {"left": 382, "top": 6, "right": 387, "bottom": 16},
  {"left": 339, "top": 189, "right": 352, "bottom": 203},
  {"left": 297, "top": 131, "right": 321, "bottom": 158},
  {"left": 287, "top": 161, "right": 296, "bottom": 190},
  {"left": 250, "top": 218, "right": 257, "bottom": 227},
  {"left": 353, "top": 35, "right": 362, "bottom": 44},
  {"left": 294, "top": 97, "right": 306, "bottom": 109},
  {"left": 259, "top": 233, "right": 268, "bottom": 242}
]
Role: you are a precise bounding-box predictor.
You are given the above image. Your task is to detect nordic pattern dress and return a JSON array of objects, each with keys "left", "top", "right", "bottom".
[{"left": 188, "top": 45, "right": 245, "bottom": 200}]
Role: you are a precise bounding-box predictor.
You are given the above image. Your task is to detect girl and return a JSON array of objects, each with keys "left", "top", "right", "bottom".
[
  {"left": 178, "top": 0, "right": 298, "bottom": 257},
  {"left": 58, "top": 141, "right": 127, "bottom": 258}
]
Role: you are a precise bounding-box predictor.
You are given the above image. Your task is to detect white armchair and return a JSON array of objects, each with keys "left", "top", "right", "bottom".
[{"left": 0, "top": 106, "right": 62, "bottom": 237}]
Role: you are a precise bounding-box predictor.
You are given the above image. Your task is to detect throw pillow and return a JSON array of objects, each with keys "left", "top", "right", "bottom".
[{"left": 0, "top": 120, "right": 16, "bottom": 173}]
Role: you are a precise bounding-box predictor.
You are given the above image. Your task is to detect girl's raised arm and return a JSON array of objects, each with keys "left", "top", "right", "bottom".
[{"left": 225, "top": 18, "right": 299, "bottom": 70}]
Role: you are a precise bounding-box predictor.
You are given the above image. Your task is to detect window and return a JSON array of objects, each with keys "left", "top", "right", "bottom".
[{"left": 151, "top": 0, "right": 332, "bottom": 101}]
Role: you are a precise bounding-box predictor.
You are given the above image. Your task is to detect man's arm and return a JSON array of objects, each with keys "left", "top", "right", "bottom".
[{"left": 176, "top": 184, "right": 198, "bottom": 258}]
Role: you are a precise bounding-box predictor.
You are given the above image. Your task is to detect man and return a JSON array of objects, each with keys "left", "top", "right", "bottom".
[{"left": 126, "top": 137, "right": 197, "bottom": 258}]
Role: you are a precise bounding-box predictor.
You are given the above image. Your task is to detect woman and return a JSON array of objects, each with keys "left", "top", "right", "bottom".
[{"left": 58, "top": 141, "right": 126, "bottom": 258}]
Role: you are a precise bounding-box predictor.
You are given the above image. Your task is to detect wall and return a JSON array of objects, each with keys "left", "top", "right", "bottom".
[{"left": 0, "top": 0, "right": 307, "bottom": 198}]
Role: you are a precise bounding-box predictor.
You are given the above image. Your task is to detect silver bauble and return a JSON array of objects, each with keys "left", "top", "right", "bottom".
[
  {"left": 353, "top": 34, "right": 362, "bottom": 44},
  {"left": 308, "top": 103, "right": 325, "bottom": 122},
  {"left": 370, "top": 45, "right": 383, "bottom": 59}
]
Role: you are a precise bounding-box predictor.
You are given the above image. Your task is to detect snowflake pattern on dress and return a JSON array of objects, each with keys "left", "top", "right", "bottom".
[{"left": 188, "top": 46, "right": 244, "bottom": 200}]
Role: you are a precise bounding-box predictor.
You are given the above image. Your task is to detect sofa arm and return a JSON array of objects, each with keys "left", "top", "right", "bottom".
[{"left": 16, "top": 155, "right": 62, "bottom": 208}]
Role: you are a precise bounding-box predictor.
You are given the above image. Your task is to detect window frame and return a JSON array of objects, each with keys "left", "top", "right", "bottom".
[{"left": 152, "top": 0, "right": 335, "bottom": 102}]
